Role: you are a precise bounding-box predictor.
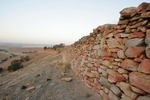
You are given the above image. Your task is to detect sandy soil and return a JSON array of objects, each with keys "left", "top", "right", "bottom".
[{"left": 0, "top": 49, "right": 102, "bottom": 100}]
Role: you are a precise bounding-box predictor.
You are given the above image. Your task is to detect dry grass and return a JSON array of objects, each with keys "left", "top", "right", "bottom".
[{"left": 51, "top": 54, "right": 71, "bottom": 76}]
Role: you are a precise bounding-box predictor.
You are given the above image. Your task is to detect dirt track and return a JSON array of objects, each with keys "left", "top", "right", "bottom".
[{"left": 0, "top": 50, "right": 102, "bottom": 100}]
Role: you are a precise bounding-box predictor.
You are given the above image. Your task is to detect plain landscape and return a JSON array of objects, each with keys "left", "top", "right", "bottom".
[{"left": 0, "top": 1, "right": 150, "bottom": 100}]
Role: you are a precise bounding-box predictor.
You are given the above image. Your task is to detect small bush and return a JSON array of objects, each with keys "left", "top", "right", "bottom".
[
  {"left": 0, "top": 68, "right": 3, "bottom": 73},
  {"left": 8, "top": 60, "right": 23, "bottom": 71},
  {"left": 20, "top": 56, "right": 30, "bottom": 62}
]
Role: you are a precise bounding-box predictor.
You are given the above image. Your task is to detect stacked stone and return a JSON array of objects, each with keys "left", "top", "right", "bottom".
[{"left": 65, "top": 2, "right": 150, "bottom": 100}]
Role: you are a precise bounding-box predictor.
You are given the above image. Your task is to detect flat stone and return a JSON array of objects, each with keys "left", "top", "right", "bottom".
[
  {"left": 61, "top": 77, "right": 72, "bottom": 82},
  {"left": 100, "top": 90, "right": 109, "bottom": 100},
  {"left": 108, "top": 91, "right": 120, "bottom": 100},
  {"left": 93, "top": 45, "right": 100, "bottom": 50},
  {"left": 121, "top": 94, "right": 132, "bottom": 100},
  {"left": 98, "top": 68, "right": 107, "bottom": 77},
  {"left": 26, "top": 86, "right": 35, "bottom": 92},
  {"left": 130, "top": 20, "right": 148, "bottom": 29},
  {"left": 118, "top": 20, "right": 129, "bottom": 25},
  {"left": 98, "top": 77, "right": 111, "bottom": 89},
  {"left": 141, "top": 12, "right": 150, "bottom": 18},
  {"left": 108, "top": 75, "right": 115, "bottom": 83},
  {"left": 117, "top": 50, "right": 125, "bottom": 59},
  {"left": 102, "top": 60, "right": 111, "bottom": 67},
  {"left": 117, "top": 68, "right": 128, "bottom": 74},
  {"left": 128, "top": 32, "right": 145, "bottom": 38},
  {"left": 145, "top": 29, "right": 150, "bottom": 45},
  {"left": 117, "top": 82, "right": 138, "bottom": 99},
  {"left": 131, "top": 86, "right": 146, "bottom": 94},
  {"left": 110, "top": 84, "right": 122, "bottom": 97},
  {"left": 146, "top": 46, "right": 150, "bottom": 58},
  {"left": 138, "top": 59, "right": 150, "bottom": 74},
  {"left": 125, "top": 38, "right": 144, "bottom": 47},
  {"left": 120, "top": 33, "right": 129, "bottom": 38},
  {"left": 137, "top": 96, "right": 150, "bottom": 100},
  {"left": 125, "top": 47, "right": 145, "bottom": 58},
  {"left": 106, "top": 69, "right": 115, "bottom": 77},
  {"left": 107, "top": 38, "right": 122, "bottom": 49},
  {"left": 98, "top": 50, "right": 104, "bottom": 56},
  {"left": 121, "top": 59, "right": 139, "bottom": 71},
  {"left": 120, "top": 7, "right": 137, "bottom": 18},
  {"left": 137, "top": 2, "right": 150, "bottom": 12},
  {"left": 129, "top": 72, "right": 150, "bottom": 93}
]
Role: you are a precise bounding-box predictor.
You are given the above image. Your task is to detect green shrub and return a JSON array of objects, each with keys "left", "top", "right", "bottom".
[
  {"left": 8, "top": 60, "right": 23, "bottom": 71},
  {"left": 20, "top": 56, "right": 30, "bottom": 62}
]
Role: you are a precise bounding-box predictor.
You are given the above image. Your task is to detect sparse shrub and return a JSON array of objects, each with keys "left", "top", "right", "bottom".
[
  {"left": 53, "top": 43, "right": 65, "bottom": 49},
  {"left": 0, "top": 68, "right": 3, "bottom": 73},
  {"left": 44, "top": 46, "right": 47, "bottom": 50},
  {"left": 20, "top": 56, "right": 30, "bottom": 62},
  {"left": 8, "top": 60, "right": 23, "bottom": 71}
]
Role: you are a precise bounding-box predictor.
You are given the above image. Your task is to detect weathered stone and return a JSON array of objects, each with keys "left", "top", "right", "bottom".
[
  {"left": 137, "top": 26, "right": 147, "bottom": 33},
  {"left": 137, "top": 2, "right": 150, "bottom": 12},
  {"left": 99, "top": 77, "right": 111, "bottom": 89},
  {"left": 141, "top": 12, "right": 150, "bottom": 18},
  {"left": 61, "top": 77, "right": 72, "bottom": 82},
  {"left": 118, "top": 20, "right": 129, "bottom": 25},
  {"left": 98, "top": 50, "right": 104, "bottom": 56},
  {"left": 108, "top": 75, "right": 115, "bottom": 83},
  {"left": 102, "top": 60, "right": 111, "bottom": 67},
  {"left": 128, "top": 32, "right": 145, "bottom": 38},
  {"left": 146, "top": 46, "right": 150, "bottom": 58},
  {"left": 93, "top": 45, "right": 100, "bottom": 50},
  {"left": 125, "top": 38, "right": 144, "bottom": 47},
  {"left": 145, "top": 29, "right": 150, "bottom": 45},
  {"left": 110, "top": 84, "right": 122, "bottom": 97},
  {"left": 138, "top": 59, "right": 150, "bottom": 74},
  {"left": 26, "top": 86, "right": 35, "bottom": 92},
  {"left": 117, "top": 82, "right": 138, "bottom": 99},
  {"left": 131, "top": 86, "right": 146, "bottom": 94},
  {"left": 117, "top": 50, "right": 125, "bottom": 59},
  {"left": 85, "top": 71, "right": 95, "bottom": 78},
  {"left": 130, "top": 20, "right": 148, "bottom": 29},
  {"left": 120, "top": 7, "right": 137, "bottom": 18},
  {"left": 129, "top": 72, "right": 150, "bottom": 93},
  {"left": 117, "top": 68, "right": 128, "bottom": 74},
  {"left": 108, "top": 91, "right": 120, "bottom": 100},
  {"left": 130, "top": 16, "right": 140, "bottom": 21},
  {"left": 103, "top": 86, "right": 109, "bottom": 93},
  {"left": 137, "top": 96, "right": 150, "bottom": 100},
  {"left": 121, "top": 94, "right": 132, "bottom": 100},
  {"left": 121, "top": 59, "right": 139, "bottom": 71},
  {"left": 107, "top": 38, "right": 122, "bottom": 49},
  {"left": 120, "top": 33, "right": 129, "bottom": 38},
  {"left": 125, "top": 47, "right": 145, "bottom": 58},
  {"left": 98, "top": 68, "right": 107, "bottom": 77},
  {"left": 106, "top": 69, "right": 115, "bottom": 77},
  {"left": 100, "top": 90, "right": 109, "bottom": 100}
]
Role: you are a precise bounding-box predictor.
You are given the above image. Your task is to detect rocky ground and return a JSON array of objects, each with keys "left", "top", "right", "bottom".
[{"left": 0, "top": 49, "right": 102, "bottom": 100}]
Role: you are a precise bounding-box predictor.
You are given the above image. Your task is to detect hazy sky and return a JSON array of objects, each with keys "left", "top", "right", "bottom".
[{"left": 0, "top": 0, "right": 149, "bottom": 45}]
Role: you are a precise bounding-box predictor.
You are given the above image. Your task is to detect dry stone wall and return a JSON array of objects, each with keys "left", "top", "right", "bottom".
[{"left": 65, "top": 2, "right": 150, "bottom": 100}]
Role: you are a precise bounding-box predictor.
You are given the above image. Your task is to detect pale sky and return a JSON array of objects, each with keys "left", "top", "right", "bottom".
[{"left": 0, "top": 0, "right": 149, "bottom": 45}]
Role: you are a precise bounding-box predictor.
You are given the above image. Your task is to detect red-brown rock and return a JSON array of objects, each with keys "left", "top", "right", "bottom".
[
  {"left": 129, "top": 72, "right": 150, "bottom": 93},
  {"left": 125, "top": 47, "right": 145, "bottom": 58},
  {"left": 145, "top": 29, "right": 150, "bottom": 45},
  {"left": 146, "top": 46, "right": 150, "bottom": 58},
  {"left": 137, "top": 2, "right": 150, "bottom": 12},
  {"left": 138, "top": 59, "right": 150, "bottom": 74},
  {"left": 128, "top": 32, "right": 145, "bottom": 38},
  {"left": 121, "top": 59, "right": 139, "bottom": 71}
]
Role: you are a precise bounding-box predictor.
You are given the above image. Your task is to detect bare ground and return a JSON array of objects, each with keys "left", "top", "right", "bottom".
[{"left": 0, "top": 50, "right": 102, "bottom": 100}]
